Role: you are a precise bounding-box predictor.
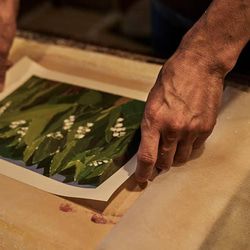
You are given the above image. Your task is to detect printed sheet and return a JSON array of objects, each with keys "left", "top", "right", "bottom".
[{"left": 0, "top": 57, "right": 147, "bottom": 201}]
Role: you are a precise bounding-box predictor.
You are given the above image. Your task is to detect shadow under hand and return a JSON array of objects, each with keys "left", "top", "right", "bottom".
[
  {"left": 172, "top": 144, "right": 205, "bottom": 168},
  {"left": 63, "top": 174, "right": 148, "bottom": 213}
]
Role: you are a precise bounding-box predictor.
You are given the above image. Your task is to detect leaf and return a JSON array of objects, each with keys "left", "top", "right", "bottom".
[
  {"left": 49, "top": 141, "right": 77, "bottom": 176},
  {"left": 59, "top": 151, "right": 87, "bottom": 172},
  {"left": 99, "top": 160, "right": 120, "bottom": 184},
  {"left": 42, "top": 105, "right": 77, "bottom": 135},
  {"left": 73, "top": 153, "right": 101, "bottom": 181},
  {"left": 121, "top": 100, "right": 145, "bottom": 117},
  {"left": 0, "top": 76, "right": 45, "bottom": 111},
  {"left": 77, "top": 90, "right": 102, "bottom": 106},
  {"left": 0, "top": 122, "right": 10, "bottom": 130},
  {"left": 99, "top": 92, "right": 121, "bottom": 109},
  {"left": 24, "top": 119, "right": 50, "bottom": 145},
  {"left": 23, "top": 136, "right": 44, "bottom": 163},
  {"left": 32, "top": 134, "right": 66, "bottom": 164},
  {"left": 21, "top": 81, "right": 69, "bottom": 110},
  {"left": 0, "top": 103, "right": 73, "bottom": 123},
  {"left": 0, "top": 127, "right": 19, "bottom": 139}
]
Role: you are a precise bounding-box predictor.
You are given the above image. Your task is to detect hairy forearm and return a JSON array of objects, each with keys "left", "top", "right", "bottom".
[{"left": 179, "top": 0, "right": 250, "bottom": 76}]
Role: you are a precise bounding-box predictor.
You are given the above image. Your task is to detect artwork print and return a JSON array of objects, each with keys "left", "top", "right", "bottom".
[{"left": 0, "top": 58, "right": 145, "bottom": 200}]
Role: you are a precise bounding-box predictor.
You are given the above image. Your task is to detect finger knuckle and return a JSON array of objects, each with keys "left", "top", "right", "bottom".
[
  {"left": 187, "top": 121, "right": 199, "bottom": 133},
  {"left": 188, "top": 118, "right": 216, "bottom": 136},
  {"left": 144, "top": 107, "right": 158, "bottom": 123},
  {"left": 137, "top": 152, "right": 155, "bottom": 167},
  {"left": 167, "top": 120, "right": 186, "bottom": 139},
  {"left": 141, "top": 110, "right": 160, "bottom": 131}
]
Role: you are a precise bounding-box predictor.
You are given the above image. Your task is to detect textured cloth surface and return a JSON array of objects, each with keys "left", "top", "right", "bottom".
[{"left": 98, "top": 85, "right": 250, "bottom": 250}]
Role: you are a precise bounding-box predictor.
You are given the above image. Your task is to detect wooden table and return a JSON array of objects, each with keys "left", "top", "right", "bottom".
[{"left": 0, "top": 34, "right": 160, "bottom": 250}]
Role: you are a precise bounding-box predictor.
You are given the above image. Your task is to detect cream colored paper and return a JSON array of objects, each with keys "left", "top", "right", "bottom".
[
  {"left": 0, "top": 57, "right": 148, "bottom": 201},
  {"left": 98, "top": 84, "right": 250, "bottom": 248}
]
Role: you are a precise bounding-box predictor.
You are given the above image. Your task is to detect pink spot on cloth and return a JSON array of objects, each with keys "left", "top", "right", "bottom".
[
  {"left": 59, "top": 203, "right": 74, "bottom": 212},
  {"left": 91, "top": 213, "right": 115, "bottom": 225}
]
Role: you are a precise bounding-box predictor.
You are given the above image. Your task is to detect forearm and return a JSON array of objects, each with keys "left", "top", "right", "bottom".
[
  {"left": 0, "top": 0, "right": 19, "bottom": 87},
  {"left": 0, "top": 0, "right": 19, "bottom": 55},
  {"left": 179, "top": 0, "right": 250, "bottom": 76}
]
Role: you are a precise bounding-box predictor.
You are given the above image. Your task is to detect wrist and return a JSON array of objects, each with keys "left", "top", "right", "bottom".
[
  {"left": 179, "top": 27, "right": 242, "bottom": 78},
  {"left": 172, "top": 42, "right": 227, "bottom": 82},
  {"left": 177, "top": 0, "right": 250, "bottom": 77}
]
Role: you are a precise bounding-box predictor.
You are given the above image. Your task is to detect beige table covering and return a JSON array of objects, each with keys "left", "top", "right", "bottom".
[{"left": 98, "top": 84, "right": 250, "bottom": 249}]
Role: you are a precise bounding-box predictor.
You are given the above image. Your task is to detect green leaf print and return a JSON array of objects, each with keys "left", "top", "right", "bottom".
[{"left": 0, "top": 75, "right": 145, "bottom": 187}]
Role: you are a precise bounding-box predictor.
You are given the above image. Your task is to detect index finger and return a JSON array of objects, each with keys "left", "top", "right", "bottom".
[{"left": 135, "top": 123, "right": 160, "bottom": 182}]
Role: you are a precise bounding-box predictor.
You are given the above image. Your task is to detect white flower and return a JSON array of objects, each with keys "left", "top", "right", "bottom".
[
  {"left": 119, "top": 132, "right": 126, "bottom": 137},
  {"left": 9, "top": 121, "right": 28, "bottom": 143},
  {"left": 113, "top": 132, "right": 119, "bottom": 137},
  {"left": 116, "top": 127, "right": 125, "bottom": 132},
  {"left": 17, "top": 130, "right": 26, "bottom": 136},
  {"left": 115, "top": 123, "right": 123, "bottom": 128},
  {"left": 69, "top": 115, "right": 75, "bottom": 121},
  {"left": 9, "top": 120, "right": 27, "bottom": 129},
  {"left": 75, "top": 134, "right": 85, "bottom": 139},
  {"left": 63, "top": 115, "right": 75, "bottom": 131},
  {"left": 87, "top": 122, "right": 94, "bottom": 127},
  {"left": 74, "top": 123, "right": 94, "bottom": 140},
  {"left": 110, "top": 117, "right": 127, "bottom": 138},
  {"left": 117, "top": 118, "right": 124, "bottom": 122},
  {"left": 88, "top": 159, "right": 110, "bottom": 167},
  {"left": 46, "top": 131, "right": 64, "bottom": 139},
  {"left": 0, "top": 101, "right": 11, "bottom": 116}
]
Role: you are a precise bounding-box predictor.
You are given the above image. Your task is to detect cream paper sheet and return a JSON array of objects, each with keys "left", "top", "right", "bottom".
[
  {"left": 0, "top": 57, "right": 148, "bottom": 201},
  {"left": 98, "top": 83, "right": 250, "bottom": 248}
]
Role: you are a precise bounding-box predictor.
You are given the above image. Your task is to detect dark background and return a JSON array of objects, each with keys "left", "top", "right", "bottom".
[
  {"left": 17, "top": 0, "right": 249, "bottom": 75},
  {"left": 17, "top": 0, "right": 153, "bottom": 56}
]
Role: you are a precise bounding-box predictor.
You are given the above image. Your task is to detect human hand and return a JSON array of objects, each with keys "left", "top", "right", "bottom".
[
  {"left": 135, "top": 49, "right": 224, "bottom": 182},
  {"left": 0, "top": 0, "right": 18, "bottom": 91}
]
